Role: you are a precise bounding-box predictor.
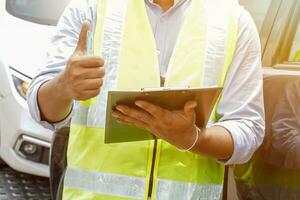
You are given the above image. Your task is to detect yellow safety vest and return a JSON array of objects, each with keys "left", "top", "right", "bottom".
[
  {"left": 234, "top": 155, "right": 300, "bottom": 200},
  {"left": 62, "top": 0, "right": 238, "bottom": 199},
  {"left": 293, "top": 50, "right": 300, "bottom": 62}
]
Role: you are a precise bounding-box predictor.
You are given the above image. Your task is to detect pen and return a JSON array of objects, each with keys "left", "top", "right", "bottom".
[{"left": 80, "top": 30, "right": 97, "bottom": 106}]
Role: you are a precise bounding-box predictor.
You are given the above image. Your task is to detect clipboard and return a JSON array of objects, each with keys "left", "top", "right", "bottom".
[{"left": 105, "top": 87, "right": 222, "bottom": 143}]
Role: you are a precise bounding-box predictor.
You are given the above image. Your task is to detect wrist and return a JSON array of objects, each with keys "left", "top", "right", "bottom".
[
  {"left": 55, "top": 72, "right": 73, "bottom": 102},
  {"left": 37, "top": 75, "right": 73, "bottom": 123},
  {"left": 177, "top": 125, "right": 200, "bottom": 152}
]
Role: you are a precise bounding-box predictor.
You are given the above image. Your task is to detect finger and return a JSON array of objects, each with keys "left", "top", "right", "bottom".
[
  {"left": 135, "top": 100, "right": 166, "bottom": 119},
  {"left": 80, "top": 56, "right": 104, "bottom": 67},
  {"left": 70, "top": 56, "right": 104, "bottom": 68},
  {"left": 112, "top": 113, "right": 131, "bottom": 125},
  {"left": 184, "top": 100, "right": 197, "bottom": 119},
  {"left": 116, "top": 118, "right": 131, "bottom": 125},
  {"left": 115, "top": 105, "right": 153, "bottom": 124},
  {"left": 76, "top": 78, "right": 103, "bottom": 91},
  {"left": 78, "top": 67, "right": 105, "bottom": 79},
  {"left": 75, "top": 20, "right": 91, "bottom": 54},
  {"left": 112, "top": 110, "right": 150, "bottom": 129},
  {"left": 74, "top": 89, "right": 100, "bottom": 100}
]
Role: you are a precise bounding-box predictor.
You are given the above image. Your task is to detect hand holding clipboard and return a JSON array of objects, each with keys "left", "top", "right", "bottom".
[{"left": 105, "top": 87, "right": 222, "bottom": 143}]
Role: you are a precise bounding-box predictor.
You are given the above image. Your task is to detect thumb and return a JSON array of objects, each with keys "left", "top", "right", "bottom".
[
  {"left": 184, "top": 100, "right": 197, "bottom": 119},
  {"left": 75, "top": 20, "right": 91, "bottom": 54}
]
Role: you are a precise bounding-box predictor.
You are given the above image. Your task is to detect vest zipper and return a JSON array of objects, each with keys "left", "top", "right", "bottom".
[{"left": 147, "top": 139, "right": 157, "bottom": 199}]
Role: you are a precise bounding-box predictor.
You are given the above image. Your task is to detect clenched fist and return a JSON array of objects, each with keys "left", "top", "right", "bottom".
[{"left": 59, "top": 20, "right": 105, "bottom": 101}]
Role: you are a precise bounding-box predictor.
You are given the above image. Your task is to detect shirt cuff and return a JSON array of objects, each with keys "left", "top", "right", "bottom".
[
  {"left": 211, "top": 120, "right": 252, "bottom": 165},
  {"left": 27, "top": 77, "right": 74, "bottom": 131}
]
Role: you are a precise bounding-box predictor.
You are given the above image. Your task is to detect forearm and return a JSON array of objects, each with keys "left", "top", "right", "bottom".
[
  {"left": 192, "top": 126, "right": 234, "bottom": 160},
  {"left": 37, "top": 74, "right": 73, "bottom": 123}
]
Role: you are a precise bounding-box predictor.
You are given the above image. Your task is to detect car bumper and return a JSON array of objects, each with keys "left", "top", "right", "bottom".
[{"left": 0, "top": 64, "right": 52, "bottom": 177}]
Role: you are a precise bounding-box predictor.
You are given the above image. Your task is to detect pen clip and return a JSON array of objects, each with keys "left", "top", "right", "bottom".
[{"left": 86, "top": 30, "right": 94, "bottom": 56}]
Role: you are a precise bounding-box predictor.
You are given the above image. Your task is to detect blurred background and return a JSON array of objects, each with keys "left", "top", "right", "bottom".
[{"left": 0, "top": 0, "right": 299, "bottom": 200}]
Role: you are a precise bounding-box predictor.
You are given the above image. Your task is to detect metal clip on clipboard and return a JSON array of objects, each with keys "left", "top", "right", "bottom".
[{"left": 140, "top": 86, "right": 191, "bottom": 92}]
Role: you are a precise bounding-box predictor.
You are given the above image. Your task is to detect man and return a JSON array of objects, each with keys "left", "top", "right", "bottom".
[
  {"left": 270, "top": 79, "right": 300, "bottom": 169},
  {"left": 28, "top": 0, "right": 265, "bottom": 199},
  {"left": 235, "top": 77, "right": 300, "bottom": 200}
]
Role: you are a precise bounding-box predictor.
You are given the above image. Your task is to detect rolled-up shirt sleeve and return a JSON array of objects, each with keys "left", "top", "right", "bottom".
[
  {"left": 27, "top": 0, "right": 96, "bottom": 131},
  {"left": 212, "top": 9, "right": 265, "bottom": 165}
]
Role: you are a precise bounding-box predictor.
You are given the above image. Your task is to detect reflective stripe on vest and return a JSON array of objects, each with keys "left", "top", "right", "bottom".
[
  {"left": 63, "top": 0, "right": 238, "bottom": 199},
  {"left": 64, "top": 167, "right": 146, "bottom": 199},
  {"left": 64, "top": 167, "right": 223, "bottom": 200},
  {"left": 156, "top": 179, "right": 222, "bottom": 200}
]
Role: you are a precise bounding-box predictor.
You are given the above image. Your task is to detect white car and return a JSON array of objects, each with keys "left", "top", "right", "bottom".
[{"left": 0, "top": 0, "right": 70, "bottom": 177}]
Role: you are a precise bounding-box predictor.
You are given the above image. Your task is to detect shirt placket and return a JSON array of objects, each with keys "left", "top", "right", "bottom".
[{"left": 155, "top": 14, "right": 169, "bottom": 78}]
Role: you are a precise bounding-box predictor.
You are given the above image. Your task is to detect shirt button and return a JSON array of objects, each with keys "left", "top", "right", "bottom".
[
  {"left": 156, "top": 50, "right": 161, "bottom": 56},
  {"left": 159, "top": 17, "right": 166, "bottom": 23}
]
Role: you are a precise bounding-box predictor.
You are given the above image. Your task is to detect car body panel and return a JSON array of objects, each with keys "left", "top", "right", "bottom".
[
  {"left": 0, "top": 2, "right": 55, "bottom": 78},
  {"left": 0, "top": 58, "right": 53, "bottom": 177},
  {"left": 0, "top": 0, "right": 70, "bottom": 177}
]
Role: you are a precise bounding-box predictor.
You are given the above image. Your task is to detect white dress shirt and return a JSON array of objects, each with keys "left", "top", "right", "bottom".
[{"left": 28, "top": 0, "right": 265, "bottom": 165}]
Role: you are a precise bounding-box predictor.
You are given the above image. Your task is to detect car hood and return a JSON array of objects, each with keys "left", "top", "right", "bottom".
[{"left": 0, "top": 13, "right": 55, "bottom": 79}]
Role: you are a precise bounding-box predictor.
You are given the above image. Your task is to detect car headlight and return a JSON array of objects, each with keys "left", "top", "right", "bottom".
[
  {"left": 12, "top": 75, "right": 30, "bottom": 99},
  {"left": 10, "top": 67, "right": 31, "bottom": 100}
]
